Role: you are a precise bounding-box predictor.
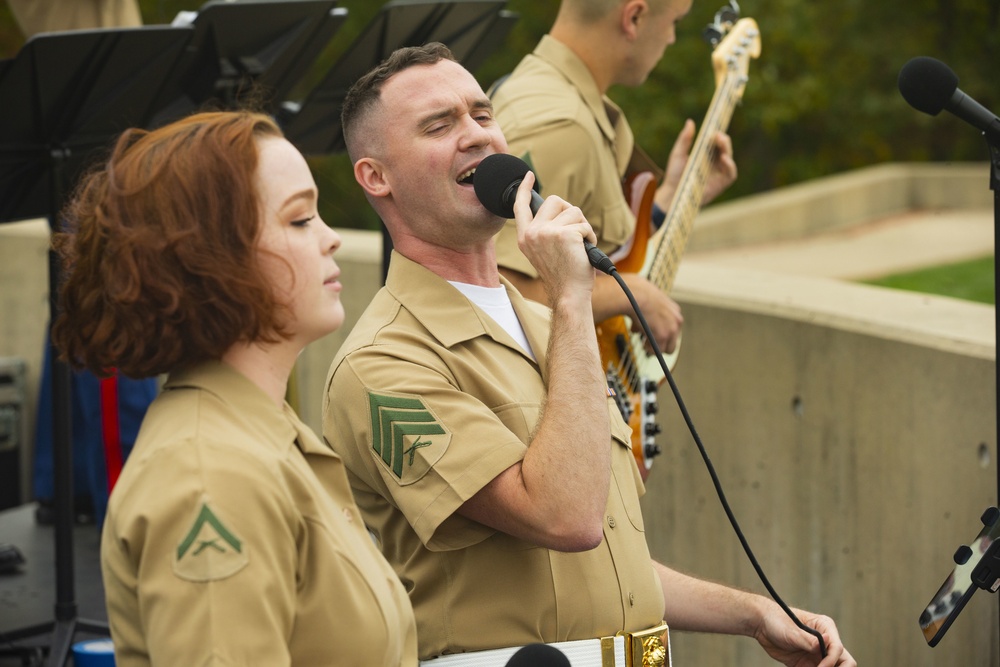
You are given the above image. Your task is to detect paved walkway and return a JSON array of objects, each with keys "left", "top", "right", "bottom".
[{"left": 687, "top": 208, "right": 994, "bottom": 281}]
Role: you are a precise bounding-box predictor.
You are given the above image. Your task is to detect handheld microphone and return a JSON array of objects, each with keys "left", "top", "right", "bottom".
[
  {"left": 503, "top": 643, "right": 571, "bottom": 667},
  {"left": 898, "top": 56, "right": 1000, "bottom": 147},
  {"left": 473, "top": 153, "right": 616, "bottom": 274}
]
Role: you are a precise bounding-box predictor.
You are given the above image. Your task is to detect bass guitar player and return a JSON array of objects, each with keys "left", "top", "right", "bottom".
[{"left": 493, "top": 0, "right": 754, "bottom": 477}]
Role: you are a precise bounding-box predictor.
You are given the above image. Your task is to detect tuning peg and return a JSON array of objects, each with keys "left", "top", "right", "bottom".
[{"left": 702, "top": 25, "right": 723, "bottom": 46}]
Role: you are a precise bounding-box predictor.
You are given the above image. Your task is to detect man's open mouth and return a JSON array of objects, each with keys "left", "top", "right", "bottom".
[{"left": 457, "top": 167, "right": 476, "bottom": 185}]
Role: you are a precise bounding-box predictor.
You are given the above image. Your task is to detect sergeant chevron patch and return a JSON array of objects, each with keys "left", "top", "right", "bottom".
[{"left": 367, "top": 392, "right": 449, "bottom": 482}]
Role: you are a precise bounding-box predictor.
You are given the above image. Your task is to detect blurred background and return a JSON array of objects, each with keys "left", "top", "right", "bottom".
[{"left": 3, "top": 0, "right": 994, "bottom": 237}]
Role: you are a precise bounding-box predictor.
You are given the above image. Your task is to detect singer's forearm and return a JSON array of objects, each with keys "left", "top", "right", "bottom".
[
  {"left": 527, "top": 290, "right": 612, "bottom": 514},
  {"left": 457, "top": 288, "right": 611, "bottom": 551},
  {"left": 654, "top": 560, "right": 769, "bottom": 637}
]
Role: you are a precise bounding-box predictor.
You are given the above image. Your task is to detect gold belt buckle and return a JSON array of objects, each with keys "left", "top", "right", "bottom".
[{"left": 624, "top": 622, "right": 671, "bottom": 667}]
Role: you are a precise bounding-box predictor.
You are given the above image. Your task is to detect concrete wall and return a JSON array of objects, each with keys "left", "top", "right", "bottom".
[
  {"left": 0, "top": 218, "right": 50, "bottom": 503},
  {"left": 648, "top": 262, "right": 996, "bottom": 667}
]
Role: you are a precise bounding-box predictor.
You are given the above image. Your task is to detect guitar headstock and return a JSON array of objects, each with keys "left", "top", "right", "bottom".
[
  {"left": 702, "top": 0, "right": 741, "bottom": 45},
  {"left": 708, "top": 15, "right": 761, "bottom": 95}
]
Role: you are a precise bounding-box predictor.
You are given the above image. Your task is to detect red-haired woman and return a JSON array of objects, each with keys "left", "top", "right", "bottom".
[{"left": 52, "top": 111, "right": 417, "bottom": 666}]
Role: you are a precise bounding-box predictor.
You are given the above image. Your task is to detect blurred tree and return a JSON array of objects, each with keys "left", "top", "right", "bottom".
[{"left": 1, "top": 0, "right": 996, "bottom": 227}]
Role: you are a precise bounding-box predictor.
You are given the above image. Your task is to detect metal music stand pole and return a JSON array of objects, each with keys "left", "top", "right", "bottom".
[{"left": 990, "top": 140, "right": 1000, "bottom": 646}]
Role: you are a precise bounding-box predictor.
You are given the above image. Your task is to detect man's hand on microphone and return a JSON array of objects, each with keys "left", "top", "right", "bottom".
[{"left": 512, "top": 171, "right": 597, "bottom": 305}]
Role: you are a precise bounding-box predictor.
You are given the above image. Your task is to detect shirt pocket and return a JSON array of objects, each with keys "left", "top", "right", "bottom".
[{"left": 595, "top": 196, "right": 635, "bottom": 251}]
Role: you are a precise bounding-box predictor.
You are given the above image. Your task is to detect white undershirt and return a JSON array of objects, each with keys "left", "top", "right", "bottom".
[{"left": 449, "top": 281, "right": 536, "bottom": 360}]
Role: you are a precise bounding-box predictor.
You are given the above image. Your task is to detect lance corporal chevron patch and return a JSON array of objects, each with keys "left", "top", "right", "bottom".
[
  {"left": 173, "top": 501, "right": 248, "bottom": 582},
  {"left": 368, "top": 391, "right": 449, "bottom": 483}
]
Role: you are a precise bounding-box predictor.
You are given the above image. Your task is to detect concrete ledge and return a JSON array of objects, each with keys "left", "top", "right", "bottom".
[
  {"left": 676, "top": 260, "right": 996, "bottom": 359},
  {"left": 690, "top": 161, "right": 994, "bottom": 251}
]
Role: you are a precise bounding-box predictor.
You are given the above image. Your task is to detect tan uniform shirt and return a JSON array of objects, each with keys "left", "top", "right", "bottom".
[
  {"left": 324, "top": 253, "right": 665, "bottom": 659},
  {"left": 8, "top": 0, "right": 141, "bottom": 37},
  {"left": 492, "top": 35, "right": 637, "bottom": 278},
  {"left": 102, "top": 361, "right": 417, "bottom": 666}
]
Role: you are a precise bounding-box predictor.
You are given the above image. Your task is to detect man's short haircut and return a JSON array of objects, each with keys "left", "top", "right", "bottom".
[
  {"left": 563, "top": 0, "right": 669, "bottom": 24},
  {"left": 52, "top": 111, "right": 291, "bottom": 378},
  {"left": 562, "top": 0, "right": 622, "bottom": 23},
  {"left": 341, "top": 42, "right": 457, "bottom": 159}
]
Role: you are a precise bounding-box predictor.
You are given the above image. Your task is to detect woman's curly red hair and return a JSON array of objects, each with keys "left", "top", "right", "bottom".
[{"left": 52, "top": 111, "right": 290, "bottom": 378}]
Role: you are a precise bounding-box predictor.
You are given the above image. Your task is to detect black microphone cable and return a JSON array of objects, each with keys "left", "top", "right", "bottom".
[
  {"left": 472, "top": 151, "right": 827, "bottom": 656},
  {"left": 593, "top": 251, "right": 829, "bottom": 660}
]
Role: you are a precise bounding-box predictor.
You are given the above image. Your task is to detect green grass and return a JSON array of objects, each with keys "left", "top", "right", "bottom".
[{"left": 862, "top": 255, "right": 995, "bottom": 305}]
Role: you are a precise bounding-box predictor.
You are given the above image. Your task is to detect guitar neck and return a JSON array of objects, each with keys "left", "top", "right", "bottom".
[
  {"left": 644, "top": 80, "right": 740, "bottom": 292},
  {"left": 643, "top": 17, "right": 760, "bottom": 294}
]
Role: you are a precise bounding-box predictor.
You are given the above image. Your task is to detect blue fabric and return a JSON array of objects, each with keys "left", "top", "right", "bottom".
[
  {"left": 33, "top": 333, "right": 157, "bottom": 527},
  {"left": 651, "top": 203, "right": 666, "bottom": 229}
]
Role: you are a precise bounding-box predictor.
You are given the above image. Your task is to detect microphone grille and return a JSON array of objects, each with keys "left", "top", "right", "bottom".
[
  {"left": 898, "top": 56, "right": 959, "bottom": 116},
  {"left": 473, "top": 153, "right": 531, "bottom": 219},
  {"left": 504, "top": 644, "right": 571, "bottom": 667}
]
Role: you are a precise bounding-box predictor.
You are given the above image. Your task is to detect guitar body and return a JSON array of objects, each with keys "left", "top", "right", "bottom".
[
  {"left": 596, "top": 170, "right": 672, "bottom": 480},
  {"left": 597, "top": 17, "right": 761, "bottom": 479}
]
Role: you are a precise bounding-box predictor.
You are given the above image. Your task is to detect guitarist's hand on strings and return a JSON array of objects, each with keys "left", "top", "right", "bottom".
[
  {"left": 654, "top": 118, "right": 738, "bottom": 214},
  {"left": 592, "top": 274, "right": 683, "bottom": 354}
]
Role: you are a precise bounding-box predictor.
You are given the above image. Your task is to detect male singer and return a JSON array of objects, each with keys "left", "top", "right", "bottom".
[{"left": 324, "top": 43, "right": 854, "bottom": 667}]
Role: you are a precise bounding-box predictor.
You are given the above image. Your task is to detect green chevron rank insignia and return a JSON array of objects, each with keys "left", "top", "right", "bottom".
[
  {"left": 368, "top": 391, "right": 449, "bottom": 484},
  {"left": 173, "top": 501, "right": 249, "bottom": 582}
]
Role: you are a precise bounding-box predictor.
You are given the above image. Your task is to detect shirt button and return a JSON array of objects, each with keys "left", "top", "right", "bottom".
[
  {"left": 342, "top": 508, "right": 353, "bottom": 522},
  {"left": 628, "top": 592, "right": 635, "bottom": 607},
  {"left": 607, "top": 515, "right": 616, "bottom": 528}
]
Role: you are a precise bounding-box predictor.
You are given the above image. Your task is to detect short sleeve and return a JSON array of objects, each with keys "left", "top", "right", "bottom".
[
  {"left": 103, "top": 443, "right": 300, "bottom": 666},
  {"left": 326, "top": 348, "right": 527, "bottom": 551}
]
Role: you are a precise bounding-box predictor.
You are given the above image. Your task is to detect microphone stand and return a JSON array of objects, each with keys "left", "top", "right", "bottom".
[{"left": 990, "top": 138, "right": 1000, "bottom": 646}]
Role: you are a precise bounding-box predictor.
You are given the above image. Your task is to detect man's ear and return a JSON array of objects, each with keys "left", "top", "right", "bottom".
[
  {"left": 621, "top": 0, "right": 648, "bottom": 40},
  {"left": 354, "top": 157, "right": 390, "bottom": 199}
]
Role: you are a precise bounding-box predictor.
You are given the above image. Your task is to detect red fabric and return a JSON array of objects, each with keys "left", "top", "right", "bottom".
[{"left": 100, "top": 374, "right": 123, "bottom": 492}]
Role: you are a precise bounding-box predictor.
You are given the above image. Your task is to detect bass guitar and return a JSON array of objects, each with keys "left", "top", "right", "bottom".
[{"left": 597, "top": 13, "right": 761, "bottom": 479}]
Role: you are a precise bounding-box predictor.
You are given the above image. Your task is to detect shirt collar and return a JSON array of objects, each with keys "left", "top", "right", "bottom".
[
  {"left": 532, "top": 34, "right": 627, "bottom": 148},
  {"left": 384, "top": 251, "right": 549, "bottom": 367},
  {"left": 164, "top": 360, "right": 336, "bottom": 459}
]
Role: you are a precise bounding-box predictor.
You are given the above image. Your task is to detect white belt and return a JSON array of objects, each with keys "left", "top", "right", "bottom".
[
  {"left": 419, "top": 636, "right": 624, "bottom": 667},
  {"left": 419, "top": 623, "right": 671, "bottom": 667}
]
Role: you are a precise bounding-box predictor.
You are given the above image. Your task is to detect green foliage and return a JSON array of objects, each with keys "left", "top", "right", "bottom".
[
  {"left": 2, "top": 0, "right": 996, "bottom": 231},
  {"left": 862, "top": 256, "right": 996, "bottom": 305}
]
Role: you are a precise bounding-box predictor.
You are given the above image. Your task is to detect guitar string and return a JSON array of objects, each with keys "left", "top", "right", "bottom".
[
  {"left": 612, "top": 74, "right": 739, "bottom": 398},
  {"left": 611, "top": 71, "right": 744, "bottom": 402}
]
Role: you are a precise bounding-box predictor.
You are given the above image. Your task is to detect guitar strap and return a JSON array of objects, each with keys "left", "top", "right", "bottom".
[{"left": 625, "top": 143, "right": 664, "bottom": 183}]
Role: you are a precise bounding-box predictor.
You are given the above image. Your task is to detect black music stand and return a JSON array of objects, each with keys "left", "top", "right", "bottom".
[
  {"left": 278, "top": 0, "right": 517, "bottom": 281},
  {"left": 149, "top": 0, "right": 347, "bottom": 128},
  {"left": 280, "top": 0, "right": 516, "bottom": 157},
  {"left": 0, "top": 25, "right": 194, "bottom": 666}
]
